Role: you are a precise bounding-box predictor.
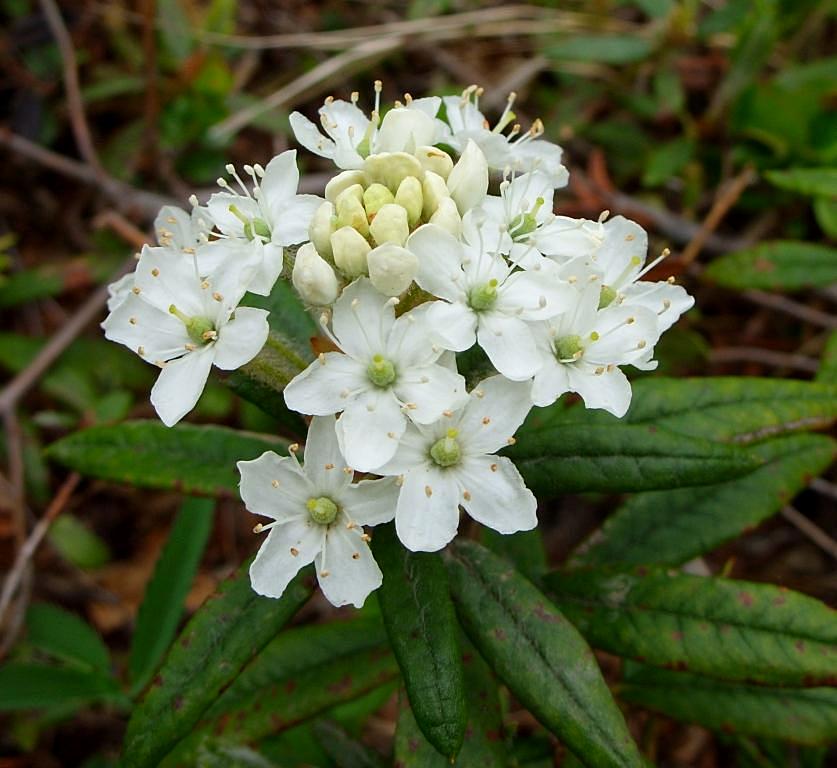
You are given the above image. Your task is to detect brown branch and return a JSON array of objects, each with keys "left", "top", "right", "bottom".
[
  {"left": 742, "top": 289, "right": 837, "bottom": 330},
  {"left": 780, "top": 505, "right": 837, "bottom": 561},
  {"left": 709, "top": 347, "right": 820, "bottom": 374}
]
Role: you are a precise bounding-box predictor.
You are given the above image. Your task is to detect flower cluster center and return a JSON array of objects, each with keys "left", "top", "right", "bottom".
[
  {"left": 554, "top": 334, "right": 583, "bottom": 362},
  {"left": 367, "top": 354, "right": 397, "bottom": 387},
  {"left": 169, "top": 305, "right": 217, "bottom": 345},
  {"left": 429, "top": 428, "right": 461, "bottom": 468},
  {"left": 306, "top": 496, "right": 339, "bottom": 526},
  {"left": 468, "top": 279, "right": 499, "bottom": 311}
]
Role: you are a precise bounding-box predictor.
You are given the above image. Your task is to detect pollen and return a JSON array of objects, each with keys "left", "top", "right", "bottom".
[
  {"left": 474, "top": 389, "right": 485, "bottom": 399},
  {"left": 490, "top": 463, "right": 498, "bottom": 472},
  {"left": 129, "top": 317, "right": 137, "bottom": 325},
  {"left": 352, "top": 552, "right": 360, "bottom": 560},
  {"left": 482, "top": 416, "right": 491, "bottom": 425},
  {"left": 212, "top": 292, "right": 223, "bottom": 302},
  {"left": 137, "top": 346, "right": 145, "bottom": 356},
  {"left": 320, "top": 569, "right": 330, "bottom": 577},
  {"left": 290, "top": 547, "right": 299, "bottom": 557},
  {"left": 151, "top": 268, "right": 160, "bottom": 277},
  {"left": 443, "top": 410, "right": 453, "bottom": 417},
  {"left": 132, "top": 286, "right": 141, "bottom": 295},
  {"left": 271, "top": 479, "right": 280, "bottom": 488},
  {"left": 324, "top": 463, "right": 335, "bottom": 470},
  {"left": 361, "top": 533, "right": 371, "bottom": 542},
  {"left": 425, "top": 485, "right": 433, "bottom": 497},
  {"left": 463, "top": 490, "right": 472, "bottom": 501},
  {"left": 201, "top": 280, "right": 210, "bottom": 290},
  {"left": 507, "top": 436, "right": 516, "bottom": 445}
]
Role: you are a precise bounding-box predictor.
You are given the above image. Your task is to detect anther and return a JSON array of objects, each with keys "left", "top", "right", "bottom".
[
  {"left": 352, "top": 552, "right": 360, "bottom": 560},
  {"left": 490, "top": 463, "right": 498, "bottom": 472},
  {"left": 271, "top": 480, "right": 280, "bottom": 488},
  {"left": 463, "top": 490, "right": 472, "bottom": 501},
  {"left": 425, "top": 485, "right": 433, "bottom": 497},
  {"left": 482, "top": 416, "right": 491, "bottom": 425},
  {"left": 290, "top": 547, "right": 299, "bottom": 557},
  {"left": 324, "top": 463, "right": 335, "bottom": 470},
  {"left": 507, "top": 436, "right": 516, "bottom": 445},
  {"left": 212, "top": 292, "right": 223, "bottom": 301},
  {"left": 129, "top": 317, "right": 137, "bottom": 325},
  {"left": 151, "top": 268, "right": 160, "bottom": 277}
]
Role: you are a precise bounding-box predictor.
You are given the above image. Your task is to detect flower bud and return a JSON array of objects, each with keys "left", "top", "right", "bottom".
[
  {"left": 309, "top": 201, "right": 336, "bottom": 260},
  {"left": 395, "top": 176, "right": 423, "bottom": 228},
  {"left": 325, "top": 170, "right": 366, "bottom": 203},
  {"left": 415, "top": 146, "right": 454, "bottom": 179},
  {"left": 447, "top": 139, "right": 489, "bottom": 214},
  {"left": 375, "top": 108, "right": 437, "bottom": 153},
  {"left": 363, "top": 183, "right": 395, "bottom": 218},
  {"left": 367, "top": 243, "right": 419, "bottom": 297},
  {"left": 292, "top": 243, "right": 339, "bottom": 306},
  {"left": 429, "top": 197, "right": 462, "bottom": 237},
  {"left": 364, "top": 152, "right": 423, "bottom": 192},
  {"left": 370, "top": 203, "right": 409, "bottom": 247},
  {"left": 421, "top": 170, "right": 450, "bottom": 220},
  {"left": 330, "top": 226, "right": 371, "bottom": 278},
  {"left": 335, "top": 184, "right": 369, "bottom": 237}
]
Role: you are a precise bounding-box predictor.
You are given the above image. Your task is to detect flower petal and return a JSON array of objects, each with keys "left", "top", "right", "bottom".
[
  {"left": 335, "top": 390, "right": 405, "bottom": 472},
  {"left": 259, "top": 150, "right": 300, "bottom": 216},
  {"left": 566, "top": 363, "right": 633, "bottom": 417},
  {"left": 496, "top": 270, "right": 572, "bottom": 321},
  {"left": 213, "top": 307, "right": 269, "bottom": 370},
  {"left": 289, "top": 111, "right": 336, "bottom": 159},
  {"left": 283, "top": 353, "right": 368, "bottom": 416},
  {"left": 303, "top": 415, "right": 351, "bottom": 497},
  {"left": 409, "top": 224, "right": 467, "bottom": 302},
  {"left": 424, "top": 300, "right": 477, "bottom": 352},
  {"left": 458, "top": 455, "right": 537, "bottom": 534},
  {"left": 477, "top": 312, "right": 541, "bottom": 381},
  {"left": 456, "top": 375, "right": 533, "bottom": 455},
  {"left": 395, "top": 466, "right": 460, "bottom": 552},
  {"left": 623, "top": 280, "right": 694, "bottom": 333},
  {"left": 341, "top": 476, "right": 399, "bottom": 526},
  {"left": 237, "top": 450, "right": 313, "bottom": 520},
  {"left": 530, "top": 357, "right": 571, "bottom": 408},
  {"left": 249, "top": 518, "right": 322, "bottom": 599},
  {"left": 332, "top": 278, "right": 395, "bottom": 359},
  {"left": 374, "top": 424, "right": 433, "bottom": 476},
  {"left": 316, "top": 526, "right": 382, "bottom": 608},
  {"left": 393, "top": 363, "right": 466, "bottom": 424},
  {"left": 270, "top": 195, "right": 323, "bottom": 246},
  {"left": 150, "top": 345, "right": 215, "bottom": 426},
  {"left": 102, "top": 293, "right": 190, "bottom": 362}
]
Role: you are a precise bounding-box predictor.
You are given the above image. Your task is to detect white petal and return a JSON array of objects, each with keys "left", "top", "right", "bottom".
[
  {"left": 374, "top": 424, "right": 433, "bottom": 476},
  {"left": 375, "top": 108, "right": 437, "bottom": 153},
  {"left": 316, "top": 526, "right": 382, "bottom": 608},
  {"left": 259, "top": 150, "right": 300, "bottom": 215},
  {"left": 249, "top": 518, "right": 322, "bottom": 599},
  {"left": 133, "top": 245, "right": 204, "bottom": 316},
  {"left": 393, "top": 363, "right": 465, "bottom": 424},
  {"left": 384, "top": 304, "right": 442, "bottom": 368},
  {"left": 424, "top": 300, "right": 477, "bottom": 352},
  {"left": 205, "top": 193, "right": 261, "bottom": 240},
  {"left": 150, "top": 345, "right": 215, "bottom": 426},
  {"left": 456, "top": 375, "right": 533, "bottom": 455},
  {"left": 588, "top": 305, "right": 659, "bottom": 366},
  {"left": 283, "top": 353, "right": 368, "bottom": 416},
  {"left": 458, "top": 455, "right": 537, "bottom": 534},
  {"left": 341, "top": 476, "right": 399, "bottom": 526},
  {"left": 303, "top": 415, "right": 350, "bottom": 496},
  {"left": 289, "top": 111, "right": 336, "bottom": 159},
  {"left": 477, "top": 313, "right": 541, "bottom": 381},
  {"left": 596, "top": 215, "right": 648, "bottom": 287},
  {"left": 102, "top": 293, "right": 190, "bottom": 362},
  {"left": 567, "top": 363, "right": 632, "bottom": 417},
  {"left": 496, "top": 270, "right": 572, "bottom": 321},
  {"left": 237, "top": 451, "right": 313, "bottom": 520},
  {"left": 530, "top": 357, "right": 571, "bottom": 408},
  {"left": 395, "top": 466, "right": 460, "bottom": 552},
  {"left": 622, "top": 280, "right": 694, "bottom": 333},
  {"left": 246, "top": 242, "right": 284, "bottom": 297},
  {"left": 213, "top": 307, "right": 269, "bottom": 370},
  {"left": 535, "top": 216, "right": 603, "bottom": 261},
  {"left": 336, "top": 391, "right": 405, "bottom": 472},
  {"left": 331, "top": 278, "right": 395, "bottom": 359},
  {"left": 270, "top": 195, "right": 323, "bottom": 246},
  {"left": 408, "top": 224, "right": 467, "bottom": 302},
  {"left": 154, "top": 205, "right": 196, "bottom": 249}
]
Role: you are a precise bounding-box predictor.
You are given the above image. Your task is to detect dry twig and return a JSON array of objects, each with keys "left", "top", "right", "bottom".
[
  {"left": 781, "top": 505, "right": 837, "bottom": 562},
  {"left": 709, "top": 347, "right": 820, "bottom": 373}
]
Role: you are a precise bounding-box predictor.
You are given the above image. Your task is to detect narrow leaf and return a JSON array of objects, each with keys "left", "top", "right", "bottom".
[
  {"left": 508, "top": 423, "right": 760, "bottom": 497},
  {"left": 621, "top": 665, "right": 837, "bottom": 745},
  {"left": 546, "top": 566, "right": 837, "bottom": 686},
  {"left": 129, "top": 497, "right": 215, "bottom": 693},
  {"left": 122, "top": 563, "right": 311, "bottom": 768},
  {"left": 47, "top": 421, "right": 286, "bottom": 496},
  {"left": 572, "top": 434, "right": 836, "bottom": 567},
  {"left": 765, "top": 168, "right": 837, "bottom": 197},
  {"left": 546, "top": 35, "right": 653, "bottom": 63},
  {"left": 704, "top": 241, "right": 837, "bottom": 291},
  {"left": 817, "top": 331, "right": 837, "bottom": 384},
  {"left": 314, "top": 720, "right": 388, "bottom": 768},
  {"left": 373, "top": 523, "right": 466, "bottom": 758},
  {"left": 446, "top": 540, "right": 643, "bottom": 768},
  {"left": 26, "top": 603, "right": 111, "bottom": 672},
  {"left": 0, "top": 663, "right": 123, "bottom": 711},
  {"left": 481, "top": 527, "right": 547, "bottom": 582}
]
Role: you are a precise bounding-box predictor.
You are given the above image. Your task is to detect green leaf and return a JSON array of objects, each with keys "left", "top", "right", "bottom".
[
  {"left": 546, "top": 35, "right": 653, "bottom": 64},
  {"left": 571, "top": 434, "right": 836, "bottom": 567},
  {"left": 814, "top": 196, "right": 837, "bottom": 239},
  {"left": 704, "top": 241, "right": 837, "bottom": 291},
  {"left": 46, "top": 421, "right": 286, "bottom": 496},
  {"left": 373, "top": 523, "right": 465, "bottom": 759},
  {"left": 196, "top": 742, "right": 282, "bottom": 768},
  {"left": 446, "top": 540, "right": 643, "bottom": 768},
  {"left": 0, "top": 663, "right": 123, "bottom": 711},
  {"left": 817, "top": 331, "right": 837, "bottom": 384},
  {"left": 314, "top": 720, "right": 388, "bottom": 768},
  {"left": 508, "top": 422, "right": 760, "bottom": 497},
  {"left": 544, "top": 377, "right": 837, "bottom": 443},
  {"left": 480, "top": 528, "right": 547, "bottom": 583},
  {"left": 48, "top": 514, "right": 111, "bottom": 569},
  {"left": 26, "top": 603, "right": 110, "bottom": 672},
  {"left": 765, "top": 168, "right": 837, "bottom": 197},
  {"left": 122, "top": 563, "right": 311, "bottom": 768},
  {"left": 621, "top": 665, "right": 837, "bottom": 745},
  {"left": 545, "top": 566, "right": 837, "bottom": 686},
  {"left": 129, "top": 497, "right": 215, "bottom": 694},
  {"left": 642, "top": 138, "right": 695, "bottom": 187},
  {"left": 243, "top": 280, "right": 317, "bottom": 348}
]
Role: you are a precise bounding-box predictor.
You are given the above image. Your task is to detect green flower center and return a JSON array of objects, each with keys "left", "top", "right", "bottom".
[
  {"left": 306, "top": 496, "right": 339, "bottom": 526},
  {"left": 598, "top": 285, "right": 617, "bottom": 309},
  {"left": 468, "top": 279, "right": 499, "bottom": 311},
  {"left": 554, "top": 334, "right": 583, "bottom": 363},
  {"left": 367, "top": 354, "right": 397, "bottom": 388},
  {"left": 508, "top": 197, "right": 545, "bottom": 242},
  {"left": 229, "top": 204, "right": 270, "bottom": 241},
  {"left": 429, "top": 428, "right": 461, "bottom": 468},
  {"left": 169, "top": 305, "right": 216, "bottom": 346}
]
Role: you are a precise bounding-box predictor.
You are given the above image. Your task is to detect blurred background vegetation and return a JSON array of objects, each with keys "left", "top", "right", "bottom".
[{"left": 0, "top": 0, "right": 835, "bottom": 766}]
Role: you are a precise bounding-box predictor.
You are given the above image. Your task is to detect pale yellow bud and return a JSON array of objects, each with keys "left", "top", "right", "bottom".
[
  {"left": 325, "top": 170, "right": 366, "bottom": 203},
  {"left": 309, "top": 201, "right": 336, "bottom": 260},
  {"left": 421, "top": 170, "right": 450, "bottom": 220},
  {"left": 415, "top": 146, "right": 454, "bottom": 179},
  {"left": 375, "top": 108, "right": 437, "bottom": 154},
  {"left": 367, "top": 243, "right": 419, "bottom": 297},
  {"left": 395, "top": 176, "right": 423, "bottom": 228},
  {"left": 335, "top": 185, "right": 369, "bottom": 237},
  {"left": 429, "top": 197, "right": 462, "bottom": 237},
  {"left": 370, "top": 203, "right": 410, "bottom": 247},
  {"left": 292, "top": 243, "right": 339, "bottom": 306},
  {"left": 447, "top": 139, "right": 489, "bottom": 214},
  {"left": 363, "top": 183, "right": 395, "bottom": 218},
  {"left": 330, "top": 226, "right": 371, "bottom": 278},
  {"left": 364, "top": 152, "right": 423, "bottom": 192}
]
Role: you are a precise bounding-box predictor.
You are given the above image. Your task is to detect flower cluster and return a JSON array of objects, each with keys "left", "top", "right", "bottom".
[{"left": 103, "top": 83, "right": 693, "bottom": 607}]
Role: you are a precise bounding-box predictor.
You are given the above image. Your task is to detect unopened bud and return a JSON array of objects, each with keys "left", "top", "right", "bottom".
[
  {"left": 415, "top": 146, "right": 454, "bottom": 179},
  {"left": 370, "top": 203, "right": 410, "bottom": 247},
  {"left": 363, "top": 183, "right": 395, "bottom": 218},
  {"left": 421, "top": 171, "right": 450, "bottom": 220},
  {"left": 429, "top": 197, "right": 462, "bottom": 237},
  {"left": 367, "top": 243, "right": 419, "bottom": 297},
  {"left": 364, "top": 152, "right": 423, "bottom": 192},
  {"left": 335, "top": 185, "right": 369, "bottom": 237},
  {"left": 309, "top": 201, "right": 336, "bottom": 260},
  {"left": 292, "top": 243, "right": 339, "bottom": 306},
  {"left": 375, "top": 108, "right": 437, "bottom": 154},
  {"left": 325, "top": 170, "right": 366, "bottom": 203},
  {"left": 331, "top": 226, "right": 371, "bottom": 278},
  {"left": 395, "top": 176, "right": 423, "bottom": 228},
  {"left": 447, "top": 139, "right": 489, "bottom": 214}
]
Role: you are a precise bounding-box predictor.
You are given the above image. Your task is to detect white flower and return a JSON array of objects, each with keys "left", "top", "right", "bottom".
[
  {"left": 445, "top": 139, "right": 489, "bottom": 214},
  {"left": 375, "top": 376, "right": 537, "bottom": 552},
  {"left": 439, "top": 87, "right": 568, "bottom": 186},
  {"left": 292, "top": 242, "right": 340, "bottom": 306},
  {"left": 407, "top": 223, "right": 573, "bottom": 380},
  {"left": 154, "top": 205, "right": 210, "bottom": 250},
  {"left": 289, "top": 82, "right": 442, "bottom": 169},
  {"left": 204, "top": 150, "right": 323, "bottom": 295},
  {"left": 283, "top": 279, "right": 466, "bottom": 472},
  {"left": 102, "top": 245, "right": 269, "bottom": 426},
  {"left": 238, "top": 416, "right": 398, "bottom": 608},
  {"left": 530, "top": 274, "right": 661, "bottom": 417}
]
